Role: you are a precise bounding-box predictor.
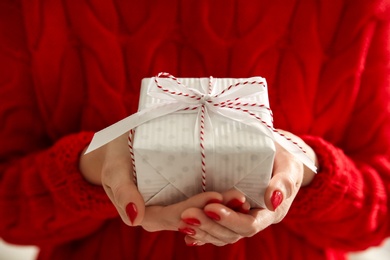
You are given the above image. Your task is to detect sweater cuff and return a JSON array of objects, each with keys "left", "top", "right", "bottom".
[
  {"left": 284, "top": 135, "right": 353, "bottom": 220},
  {"left": 39, "top": 132, "right": 118, "bottom": 219}
]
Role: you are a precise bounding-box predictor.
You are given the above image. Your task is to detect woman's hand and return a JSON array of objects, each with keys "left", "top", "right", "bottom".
[
  {"left": 179, "top": 130, "right": 318, "bottom": 246},
  {"left": 79, "top": 133, "right": 223, "bottom": 231}
]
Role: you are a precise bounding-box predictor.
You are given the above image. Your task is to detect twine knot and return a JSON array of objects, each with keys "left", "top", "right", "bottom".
[{"left": 200, "top": 94, "right": 211, "bottom": 105}]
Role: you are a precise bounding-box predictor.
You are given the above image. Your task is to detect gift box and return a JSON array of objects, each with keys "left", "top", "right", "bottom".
[
  {"left": 86, "top": 73, "right": 316, "bottom": 209},
  {"left": 130, "top": 74, "right": 275, "bottom": 208}
]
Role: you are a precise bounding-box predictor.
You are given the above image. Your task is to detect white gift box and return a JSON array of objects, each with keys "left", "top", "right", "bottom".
[
  {"left": 131, "top": 76, "right": 274, "bottom": 208},
  {"left": 86, "top": 73, "right": 316, "bottom": 208}
]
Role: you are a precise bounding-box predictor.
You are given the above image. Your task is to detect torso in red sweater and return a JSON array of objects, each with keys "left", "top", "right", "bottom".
[{"left": 1, "top": 1, "right": 390, "bottom": 259}]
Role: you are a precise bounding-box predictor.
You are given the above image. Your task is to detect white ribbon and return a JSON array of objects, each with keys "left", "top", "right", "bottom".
[{"left": 85, "top": 72, "right": 317, "bottom": 173}]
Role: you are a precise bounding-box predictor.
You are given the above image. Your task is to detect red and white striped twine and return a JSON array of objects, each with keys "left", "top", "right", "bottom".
[
  {"left": 199, "top": 76, "right": 215, "bottom": 191},
  {"left": 199, "top": 104, "right": 207, "bottom": 192},
  {"left": 154, "top": 72, "right": 200, "bottom": 100},
  {"left": 128, "top": 129, "right": 137, "bottom": 185}
]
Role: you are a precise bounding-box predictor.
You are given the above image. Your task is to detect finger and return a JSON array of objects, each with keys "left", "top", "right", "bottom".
[
  {"left": 141, "top": 191, "right": 223, "bottom": 232},
  {"left": 180, "top": 225, "right": 229, "bottom": 246},
  {"left": 180, "top": 207, "right": 240, "bottom": 246},
  {"left": 273, "top": 129, "right": 317, "bottom": 187},
  {"left": 176, "top": 191, "right": 224, "bottom": 210},
  {"left": 221, "top": 189, "right": 245, "bottom": 206},
  {"left": 101, "top": 133, "right": 145, "bottom": 226},
  {"left": 184, "top": 236, "right": 205, "bottom": 247},
  {"left": 102, "top": 163, "right": 145, "bottom": 226},
  {"left": 204, "top": 204, "right": 273, "bottom": 237},
  {"left": 170, "top": 191, "right": 223, "bottom": 223},
  {"left": 264, "top": 143, "right": 303, "bottom": 211},
  {"left": 221, "top": 189, "right": 251, "bottom": 213}
]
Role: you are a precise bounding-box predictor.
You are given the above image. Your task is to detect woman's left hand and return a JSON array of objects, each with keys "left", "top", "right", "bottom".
[{"left": 178, "top": 130, "right": 318, "bottom": 246}]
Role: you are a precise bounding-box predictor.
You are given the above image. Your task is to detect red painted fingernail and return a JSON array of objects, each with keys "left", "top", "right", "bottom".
[
  {"left": 271, "top": 191, "right": 283, "bottom": 211},
  {"left": 126, "top": 202, "right": 138, "bottom": 225},
  {"left": 226, "top": 198, "right": 244, "bottom": 209},
  {"left": 205, "top": 211, "right": 221, "bottom": 221},
  {"left": 178, "top": 227, "right": 196, "bottom": 236},
  {"left": 186, "top": 241, "right": 198, "bottom": 247},
  {"left": 182, "top": 218, "right": 201, "bottom": 226},
  {"left": 206, "top": 199, "right": 222, "bottom": 205},
  {"left": 238, "top": 207, "right": 250, "bottom": 214}
]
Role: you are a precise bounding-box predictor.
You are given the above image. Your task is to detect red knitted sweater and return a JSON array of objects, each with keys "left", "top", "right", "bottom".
[{"left": 1, "top": 1, "right": 390, "bottom": 259}]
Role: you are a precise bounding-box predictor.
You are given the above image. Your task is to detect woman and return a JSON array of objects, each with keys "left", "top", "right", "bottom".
[{"left": 1, "top": 0, "right": 390, "bottom": 259}]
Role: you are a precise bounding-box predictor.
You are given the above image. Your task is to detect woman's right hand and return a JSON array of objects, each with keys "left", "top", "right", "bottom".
[{"left": 79, "top": 133, "right": 224, "bottom": 233}]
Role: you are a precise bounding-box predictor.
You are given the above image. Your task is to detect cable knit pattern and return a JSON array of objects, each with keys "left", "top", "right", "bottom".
[{"left": 1, "top": 0, "right": 390, "bottom": 259}]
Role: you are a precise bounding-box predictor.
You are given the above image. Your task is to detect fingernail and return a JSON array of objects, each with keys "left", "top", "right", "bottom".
[
  {"left": 126, "top": 202, "right": 138, "bottom": 225},
  {"left": 206, "top": 199, "right": 222, "bottom": 205},
  {"left": 178, "top": 227, "right": 196, "bottom": 236},
  {"left": 238, "top": 207, "right": 250, "bottom": 214},
  {"left": 182, "top": 218, "right": 201, "bottom": 226},
  {"left": 205, "top": 211, "right": 221, "bottom": 221},
  {"left": 186, "top": 241, "right": 198, "bottom": 247},
  {"left": 271, "top": 191, "right": 283, "bottom": 211},
  {"left": 226, "top": 198, "right": 244, "bottom": 209}
]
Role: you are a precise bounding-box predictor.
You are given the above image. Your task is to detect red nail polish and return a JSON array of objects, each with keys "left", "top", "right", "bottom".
[
  {"left": 238, "top": 207, "right": 250, "bottom": 214},
  {"left": 182, "top": 218, "right": 201, "bottom": 226},
  {"left": 186, "top": 241, "right": 198, "bottom": 247},
  {"left": 205, "top": 211, "right": 221, "bottom": 221},
  {"left": 226, "top": 198, "right": 244, "bottom": 209},
  {"left": 206, "top": 199, "right": 222, "bottom": 205},
  {"left": 271, "top": 191, "right": 283, "bottom": 211},
  {"left": 178, "top": 227, "right": 196, "bottom": 236},
  {"left": 126, "top": 202, "right": 138, "bottom": 225}
]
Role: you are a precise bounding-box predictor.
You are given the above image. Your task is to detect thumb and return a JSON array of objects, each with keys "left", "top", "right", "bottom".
[
  {"left": 122, "top": 179, "right": 145, "bottom": 226},
  {"left": 264, "top": 143, "right": 302, "bottom": 212},
  {"left": 101, "top": 133, "right": 146, "bottom": 226},
  {"left": 102, "top": 163, "right": 145, "bottom": 226}
]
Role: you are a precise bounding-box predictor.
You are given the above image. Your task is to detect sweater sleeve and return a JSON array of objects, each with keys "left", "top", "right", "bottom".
[
  {"left": 283, "top": 7, "right": 390, "bottom": 251},
  {"left": 0, "top": 1, "right": 117, "bottom": 246},
  {"left": 284, "top": 136, "right": 389, "bottom": 251},
  {"left": 0, "top": 133, "right": 118, "bottom": 246}
]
